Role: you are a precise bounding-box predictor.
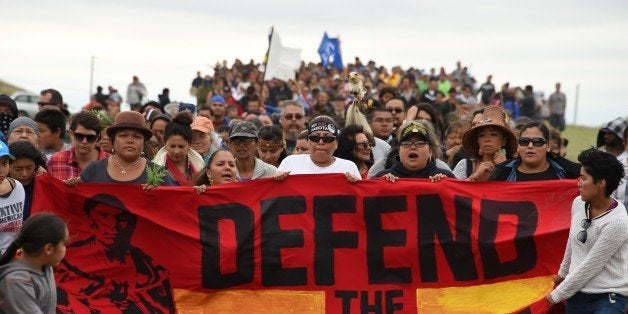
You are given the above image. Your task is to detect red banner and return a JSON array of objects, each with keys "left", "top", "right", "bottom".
[{"left": 33, "top": 174, "right": 578, "bottom": 313}]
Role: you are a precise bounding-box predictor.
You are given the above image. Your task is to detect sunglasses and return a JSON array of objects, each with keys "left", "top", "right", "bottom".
[
  {"left": 518, "top": 137, "right": 546, "bottom": 147},
  {"left": 577, "top": 218, "right": 591, "bottom": 243},
  {"left": 308, "top": 135, "right": 336, "bottom": 143},
  {"left": 400, "top": 140, "right": 428, "bottom": 148},
  {"left": 284, "top": 114, "right": 304, "bottom": 120},
  {"left": 387, "top": 108, "right": 404, "bottom": 114},
  {"left": 37, "top": 101, "right": 56, "bottom": 107},
  {"left": 72, "top": 132, "right": 99, "bottom": 143}
]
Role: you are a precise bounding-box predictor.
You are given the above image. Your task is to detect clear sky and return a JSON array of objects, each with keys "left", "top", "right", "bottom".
[{"left": 1, "top": 0, "right": 627, "bottom": 126}]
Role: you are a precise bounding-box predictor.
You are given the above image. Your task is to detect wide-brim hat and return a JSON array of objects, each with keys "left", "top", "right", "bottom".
[
  {"left": 462, "top": 105, "right": 517, "bottom": 156},
  {"left": 107, "top": 111, "right": 153, "bottom": 140}
]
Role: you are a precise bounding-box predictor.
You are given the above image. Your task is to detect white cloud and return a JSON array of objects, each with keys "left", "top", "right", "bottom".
[{"left": 1, "top": 0, "right": 626, "bottom": 125}]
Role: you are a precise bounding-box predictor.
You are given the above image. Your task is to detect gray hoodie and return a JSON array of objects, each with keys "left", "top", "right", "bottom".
[{"left": 0, "top": 259, "right": 56, "bottom": 313}]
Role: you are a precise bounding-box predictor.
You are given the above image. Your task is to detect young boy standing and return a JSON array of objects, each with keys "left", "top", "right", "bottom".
[{"left": 0, "top": 142, "right": 25, "bottom": 254}]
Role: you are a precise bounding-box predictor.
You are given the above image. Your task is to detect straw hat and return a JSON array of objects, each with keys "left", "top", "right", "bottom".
[
  {"left": 462, "top": 105, "right": 517, "bottom": 156},
  {"left": 107, "top": 111, "right": 153, "bottom": 140}
]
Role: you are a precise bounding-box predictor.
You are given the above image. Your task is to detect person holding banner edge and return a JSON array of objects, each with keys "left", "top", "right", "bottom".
[
  {"left": 193, "top": 149, "right": 239, "bottom": 194},
  {"left": 274, "top": 115, "right": 361, "bottom": 182},
  {"left": 453, "top": 105, "right": 517, "bottom": 181},
  {"left": 374, "top": 120, "right": 454, "bottom": 182},
  {"left": 489, "top": 121, "right": 580, "bottom": 181},
  {"left": 79, "top": 111, "right": 176, "bottom": 188},
  {"left": 547, "top": 148, "right": 627, "bottom": 312}
]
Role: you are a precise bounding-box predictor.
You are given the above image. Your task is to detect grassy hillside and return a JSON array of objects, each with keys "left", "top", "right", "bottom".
[
  {"left": 0, "top": 79, "right": 25, "bottom": 96},
  {"left": 562, "top": 124, "right": 598, "bottom": 161}
]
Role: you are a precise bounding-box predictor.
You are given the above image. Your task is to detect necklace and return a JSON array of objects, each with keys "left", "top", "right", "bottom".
[{"left": 112, "top": 155, "right": 143, "bottom": 175}]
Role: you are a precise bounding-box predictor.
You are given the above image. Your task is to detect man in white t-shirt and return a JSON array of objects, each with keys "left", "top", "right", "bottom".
[{"left": 274, "top": 115, "right": 361, "bottom": 182}]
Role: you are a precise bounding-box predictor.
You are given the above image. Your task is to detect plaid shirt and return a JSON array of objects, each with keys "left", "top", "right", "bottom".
[{"left": 47, "top": 147, "right": 110, "bottom": 181}]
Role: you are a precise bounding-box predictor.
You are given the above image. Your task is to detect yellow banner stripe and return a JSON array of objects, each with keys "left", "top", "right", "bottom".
[
  {"left": 416, "top": 276, "right": 553, "bottom": 313},
  {"left": 174, "top": 289, "right": 325, "bottom": 313}
]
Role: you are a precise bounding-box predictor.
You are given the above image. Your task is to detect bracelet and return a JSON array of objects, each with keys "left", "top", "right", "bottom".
[{"left": 468, "top": 174, "right": 477, "bottom": 182}]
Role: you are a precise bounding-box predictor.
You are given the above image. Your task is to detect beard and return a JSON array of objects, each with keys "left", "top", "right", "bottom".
[{"left": 285, "top": 130, "right": 299, "bottom": 142}]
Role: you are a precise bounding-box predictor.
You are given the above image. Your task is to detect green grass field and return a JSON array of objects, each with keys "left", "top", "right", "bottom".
[
  {"left": 0, "top": 79, "right": 25, "bottom": 95},
  {"left": 562, "top": 124, "right": 598, "bottom": 161}
]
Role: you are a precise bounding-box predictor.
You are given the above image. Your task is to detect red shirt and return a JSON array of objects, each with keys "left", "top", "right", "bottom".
[{"left": 47, "top": 147, "right": 110, "bottom": 181}]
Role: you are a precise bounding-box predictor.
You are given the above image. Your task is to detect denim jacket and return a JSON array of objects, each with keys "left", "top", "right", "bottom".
[{"left": 502, "top": 158, "right": 566, "bottom": 182}]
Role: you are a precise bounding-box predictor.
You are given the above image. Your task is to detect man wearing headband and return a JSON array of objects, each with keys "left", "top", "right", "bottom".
[{"left": 273, "top": 116, "right": 361, "bottom": 182}]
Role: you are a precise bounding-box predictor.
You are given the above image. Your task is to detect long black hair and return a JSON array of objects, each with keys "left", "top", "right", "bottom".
[
  {"left": 335, "top": 124, "right": 374, "bottom": 169},
  {"left": 0, "top": 213, "right": 67, "bottom": 266},
  {"left": 194, "top": 149, "right": 235, "bottom": 186}
]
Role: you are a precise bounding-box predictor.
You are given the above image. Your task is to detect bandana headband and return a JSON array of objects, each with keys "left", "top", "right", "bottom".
[{"left": 309, "top": 121, "right": 338, "bottom": 136}]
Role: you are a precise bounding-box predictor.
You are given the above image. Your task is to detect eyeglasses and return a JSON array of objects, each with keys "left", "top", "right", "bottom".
[
  {"left": 355, "top": 142, "right": 371, "bottom": 150},
  {"left": 518, "top": 137, "right": 546, "bottom": 147},
  {"left": 577, "top": 218, "right": 591, "bottom": 243},
  {"left": 400, "top": 140, "right": 428, "bottom": 148},
  {"left": 72, "top": 132, "right": 99, "bottom": 143},
  {"left": 284, "top": 114, "right": 304, "bottom": 120},
  {"left": 12, "top": 128, "right": 36, "bottom": 136},
  {"left": 308, "top": 135, "right": 336, "bottom": 143},
  {"left": 387, "top": 108, "right": 404, "bottom": 114}
]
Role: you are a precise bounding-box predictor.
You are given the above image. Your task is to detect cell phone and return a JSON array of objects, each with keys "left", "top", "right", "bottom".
[{"left": 608, "top": 292, "right": 617, "bottom": 304}]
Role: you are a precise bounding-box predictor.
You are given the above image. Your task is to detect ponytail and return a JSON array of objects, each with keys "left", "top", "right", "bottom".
[
  {"left": 0, "top": 241, "right": 21, "bottom": 266},
  {"left": 0, "top": 213, "right": 66, "bottom": 266}
]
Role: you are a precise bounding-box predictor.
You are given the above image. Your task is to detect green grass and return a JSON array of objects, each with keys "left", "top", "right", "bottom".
[
  {"left": 562, "top": 124, "right": 598, "bottom": 161},
  {"left": 0, "top": 79, "right": 25, "bottom": 96}
]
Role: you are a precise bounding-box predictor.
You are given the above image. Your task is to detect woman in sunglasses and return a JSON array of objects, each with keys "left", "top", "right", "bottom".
[
  {"left": 335, "top": 124, "right": 374, "bottom": 179},
  {"left": 273, "top": 115, "right": 361, "bottom": 182},
  {"left": 489, "top": 121, "right": 580, "bottom": 181},
  {"left": 48, "top": 111, "right": 109, "bottom": 182},
  {"left": 374, "top": 120, "right": 454, "bottom": 181},
  {"left": 547, "top": 148, "right": 627, "bottom": 312}
]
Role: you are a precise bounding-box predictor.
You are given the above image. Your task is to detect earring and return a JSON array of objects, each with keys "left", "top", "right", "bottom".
[{"left": 141, "top": 151, "right": 145, "bottom": 157}]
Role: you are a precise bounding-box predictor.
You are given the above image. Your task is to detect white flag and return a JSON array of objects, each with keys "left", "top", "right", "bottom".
[{"left": 265, "top": 31, "right": 301, "bottom": 82}]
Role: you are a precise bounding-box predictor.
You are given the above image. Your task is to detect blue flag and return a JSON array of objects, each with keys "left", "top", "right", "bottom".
[{"left": 318, "top": 32, "right": 343, "bottom": 70}]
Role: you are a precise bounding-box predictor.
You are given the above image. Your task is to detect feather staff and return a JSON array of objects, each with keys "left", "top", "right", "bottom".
[{"left": 345, "top": 72, "right": 374, "bottom": 136}]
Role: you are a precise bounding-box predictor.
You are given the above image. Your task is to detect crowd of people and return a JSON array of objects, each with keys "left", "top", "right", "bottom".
[{"left": 0, "top": 57, "right": 626, "bottom": 312}]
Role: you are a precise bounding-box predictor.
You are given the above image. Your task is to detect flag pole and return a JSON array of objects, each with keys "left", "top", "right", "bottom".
[{"left": 261, "top": 26, "right": 274, "bottom": 82}]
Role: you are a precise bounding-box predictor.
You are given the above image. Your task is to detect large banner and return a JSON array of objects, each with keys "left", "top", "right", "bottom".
[{"left": 33, "top": 174, "right": 578, "bottom": 313}]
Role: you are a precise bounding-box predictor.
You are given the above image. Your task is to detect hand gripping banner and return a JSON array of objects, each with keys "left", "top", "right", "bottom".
[{"left": 32, "top": 174, "right": 578, "bottom": 313}]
